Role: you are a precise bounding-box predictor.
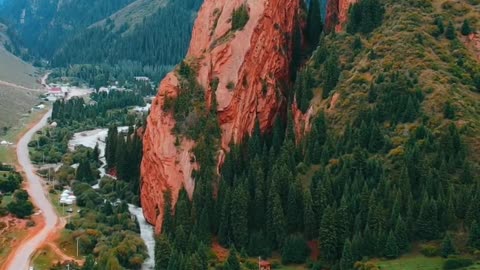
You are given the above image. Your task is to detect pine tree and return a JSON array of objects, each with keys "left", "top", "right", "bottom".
[
  {"left": 105, "top": 126, "right": 118, "bottom": 169},
  {"left": 230, "top": 183, "right": 249, "bottom": 248},
  {"left": 416, "top": 197, "right": 439, "bottom": 240},
  {"left": 272, "top": 192, "right": 287, "bottom": 248},
  {"left": 443, "top": 101, "right": 455, "bottom": 120},
  {"left": 340, "top": 239, "right": 354, "bottom": 270},
  {"left": 224, "top": 249, "right": 241, "bottom": 270},
  {"left": 434, "top": 17, "right": 445, "bottom": 37},
  {"left": 323, "top": 52, "right": 340, "bottom": 98},
  {"left": 441, "top": 233, "right": 456, "bottom": 258},
  {"left": 166, "top": 250, "right": 181, "bottom": 270},
  {"left": 304, "top": 190, "right": 316, "bottom": 239},
  {"left": 319, "top": 206, "right": 338, "bottom": 261},
  {"left": 385, "top": 231, "right": 399, "bottom": 259},
  {"left": 155, "top": 234, "right": 172, "bottom": 270},
  {"left": 307, "top": 0, "right": 323, "bottom": 47},
  {"left": 445, "top": 21, "right": 456, "bottom": 40},
  {"left": 468, "top": 220, "right": 480, "bottom": 249},
  {"left": 394, "top": 215, "right": 409, "bottom": 252},
  {"left": 162, "top": 189, "right": 174, "bottom": 236},
  {"left": 461, "top": 19, "right": 473, "bottom": 36},
  {"left": 286, "top": 183, "right": 299, "bottom": 233},
  {"left": 76, "top": 159, "right": 94, "bottom": 183}
]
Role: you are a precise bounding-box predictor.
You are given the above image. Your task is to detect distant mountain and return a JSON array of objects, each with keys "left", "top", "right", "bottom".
[
  {"left": 0, "top": 0, "right": 137, "bottom": 58},
  {"left": 51, "top": 0, "right": 203, "bottom": 81}
]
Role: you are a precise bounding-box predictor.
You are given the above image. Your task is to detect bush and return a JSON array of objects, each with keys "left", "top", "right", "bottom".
[
  {"left": 231, "top": 4, "right": 249, "bottom": 31},
  {"left": 7, "top": 200, "right": 34, "bottom": 218},
  {"left": 420, "top": 244, "right": 439, "bottom": 257},
  {"left": 443, "top": 256, "right": 473, "bottom": 270}
]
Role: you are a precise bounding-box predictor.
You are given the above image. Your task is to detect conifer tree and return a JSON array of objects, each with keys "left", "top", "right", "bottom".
[
  {"left": 445, "top": 21, "right": 456, "bottom": 40},
  {"left": 224, "top": 249, "right": 241, "bottom": 270},
  {"left": 323, "top": 52, "right": 340, "bottom": 98},
  {"left": 461, "top": 19, "right": 473, "bottom": 36},
  {"left": 441, "top": 233, "right": 456, "bottom": 258},
  {"left": 443, "top": 101, "right": 455, "bottom": 120},
  {"left": 304, "top": 190, "right": 316, "bottom": 239},
  {"left": 287, "top": 183, "right": 300, "bottom": 233},
  {"left": 434, "top": 17, "right": 445, "bottom": 37},
  {"left": 340, "top": 239, "right": 354, "bottom": 270},
  {"left": 307, "top": 0, "right": 323, "bottom": 46},
  {"left": 162, "top": 189, "right": 174, "bottom": 236},
  {"left": 272, "top": 192, "right": 287, "bottom": 248},
  {"left": 155, "top": 234, "right": 172, "bottom": 270},
  {"left": 319, "top": 206, "right": 338, "bottom": 261},
  {"left": 230, "top": 183, "right": 249, "bottom": 248},
  {"left": 385, "top": 231, "right": 399, "bottom": 259},
  {"left": 105, "top": 126, "right": 118, "bottom": 169},
  {"left": 468, "top": 220, "right": 480, "bottom": 249},
  {"left": 394, "top": 215, "right": 409, "bottom": 252}
]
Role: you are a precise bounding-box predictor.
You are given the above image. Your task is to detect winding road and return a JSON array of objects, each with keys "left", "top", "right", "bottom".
[{"left": 5, "top": 109, "right": 59, "bottom": 270}]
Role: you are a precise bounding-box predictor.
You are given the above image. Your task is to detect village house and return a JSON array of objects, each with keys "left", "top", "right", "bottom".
[{"left": 259, "top": 260, "right": 271, "bottom": 270}]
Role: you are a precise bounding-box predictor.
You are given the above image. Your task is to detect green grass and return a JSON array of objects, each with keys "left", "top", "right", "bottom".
[
  {"left": 375, "top": 255, "right": 480, "bottom": 270},
  {"left": 1, "top": 194, "right": 13, "bottom": 207},
  {"left": 48, "top": 192, "right": 80, "bottom": 218},
  {"left": 0, "top": 107, "right": 49, "bottom": 163},
  {"left": 32, "top": 246, "right": 61, "bottom": 270},
  {"left": 0, "top": 228, "right": 29, "bottom": 267}
]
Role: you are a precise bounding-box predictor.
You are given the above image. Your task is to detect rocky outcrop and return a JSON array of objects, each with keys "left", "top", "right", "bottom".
[
  {"left": 464, "top": 32, "right": 480, "bottom": 62},
  {"left": 141, "top": 0, "right": 302, "bottom": 232},
  {"left": 326, "top": 0, "right": 357, "bottom": 32}
]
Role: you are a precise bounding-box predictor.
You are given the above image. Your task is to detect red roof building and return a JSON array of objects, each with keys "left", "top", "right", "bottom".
[{"left": 259, "top": 260, "right": 271, "bottom": 270}]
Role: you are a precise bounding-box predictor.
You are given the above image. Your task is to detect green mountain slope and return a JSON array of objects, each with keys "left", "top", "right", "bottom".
[
  {"left": 0, "top": 0, "right": 137, "bottom": 58},
  {"left": 50, "top": 0, "right": 203, "bottom": 81},
  {"left": 152, "top": 0, "right": 480, "bottom": 269}
]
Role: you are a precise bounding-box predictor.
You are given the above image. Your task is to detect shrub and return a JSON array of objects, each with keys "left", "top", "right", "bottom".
[
  {"left": 227, "top": 81, "right": 235, "bottom": 91},
  {"left": 443, "top": 256, "right": 473, "bottom": 270},
  {"left": 231, "top": 4, "right": 249, "bottom": 31},
  {"left": 420, "top": 244, "right": 439, "bottom": 257}
]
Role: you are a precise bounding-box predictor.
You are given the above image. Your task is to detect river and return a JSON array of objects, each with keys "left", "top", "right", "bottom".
[{"left": 69, "top": 128, "right": 155, "bottom": 270}]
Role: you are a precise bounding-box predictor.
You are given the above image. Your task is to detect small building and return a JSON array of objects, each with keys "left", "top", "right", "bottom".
[
  {"left": 47, "top": 87, "right": 68, "bottom": 99},
  {"left": 259, "top": 260, "right": 271, "bottom": 270},
  {"left": 134, "top": 76, "right": 150, "bottom": 82},
  {"left": 98, "top": 87, "right": 109, "bottom": 94}
]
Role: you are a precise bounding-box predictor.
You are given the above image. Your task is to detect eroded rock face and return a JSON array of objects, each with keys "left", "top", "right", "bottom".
[
  {"left": 326, "top": 0, "right": 357, "bottom": 32},
  {"left": 141, "top": 0, "right": 301, "bottom": 232}
]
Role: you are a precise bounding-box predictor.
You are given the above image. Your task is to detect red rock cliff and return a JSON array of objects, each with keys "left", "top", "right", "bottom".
[
  {"left": 326, "top": 0, "right": 357, "bottom": 32},
  {"left": 141, "top": 0, "right": 302, "bottom": 232}
]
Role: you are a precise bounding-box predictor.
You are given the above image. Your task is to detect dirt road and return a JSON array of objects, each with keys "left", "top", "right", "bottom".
[
  {"left": 0, "top": 79, "right": 45, "bottom": 92},
  {"left": 5, "top": 109, "right": 59, "bottom": 270}
]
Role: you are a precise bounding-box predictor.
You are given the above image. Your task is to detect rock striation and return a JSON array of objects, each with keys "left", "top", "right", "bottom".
[
  {"left": 326, "top": 0, "right": 357, "bottom": 32},
  {"left": 141, "top": 0, "right": 302, "bottom": 232}
]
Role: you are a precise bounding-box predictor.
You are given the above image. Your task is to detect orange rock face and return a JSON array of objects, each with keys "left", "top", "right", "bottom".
[
  {"left": 326, "top": 0, "right": 357, "bottom": 32},
  {"left": 141, "top": 0, "right": 302, "bottom": 232}
]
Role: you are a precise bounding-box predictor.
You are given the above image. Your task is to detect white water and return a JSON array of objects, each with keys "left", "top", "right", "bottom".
[
  {"left": 129, "top": 204, "right": 156, "bottom": 270},
  {"left": 68, "top": 127, "right": 129, "bottom": 186},
  {"left": 69, "top": 128, "right": 155, "bottom": 269}
]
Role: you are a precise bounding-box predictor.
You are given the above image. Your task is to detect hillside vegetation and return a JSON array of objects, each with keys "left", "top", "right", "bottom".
[
  {"left": 51, "top": 0, "right": 203, "bottom": 82},
  {"left": 0, "top": 0, "right": 136, "bottom": 58},
  {"left": 151, "top": 0, "right": 480, "bottom": 269}
]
